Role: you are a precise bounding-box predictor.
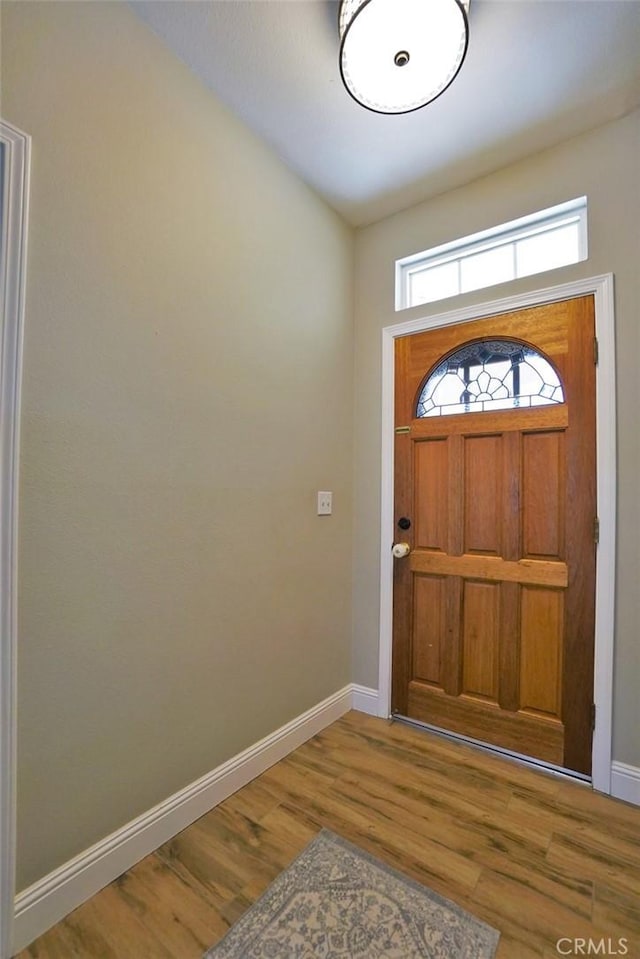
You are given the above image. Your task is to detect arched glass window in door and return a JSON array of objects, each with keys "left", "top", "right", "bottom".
[{"left": 416, "top": 339, "right": 564, "bottom": 417}]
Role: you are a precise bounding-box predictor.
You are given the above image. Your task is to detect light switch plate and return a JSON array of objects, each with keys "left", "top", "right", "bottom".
[{"left": 317, "top": 491, "right": 333, "bottom": 515}]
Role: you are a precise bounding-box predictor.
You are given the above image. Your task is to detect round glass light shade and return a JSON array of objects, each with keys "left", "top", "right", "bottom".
[{"left": 339, "top": 0, "right": 469, "bottom": 114}]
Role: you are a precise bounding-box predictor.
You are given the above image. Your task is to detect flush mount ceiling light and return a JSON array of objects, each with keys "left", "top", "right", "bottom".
[{"left": 338, "top": 0, "right": 470, "bottom": 115}]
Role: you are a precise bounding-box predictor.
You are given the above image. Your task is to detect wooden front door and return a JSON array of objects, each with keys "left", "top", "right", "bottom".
[{"left": 392, "top": 296, "right": 596, "bottom": 776}]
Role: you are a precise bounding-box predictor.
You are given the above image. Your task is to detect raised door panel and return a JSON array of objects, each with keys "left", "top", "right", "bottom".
[
  {"left": 519, "top": 586, "right": 564, "bottom": 720},
  {"left": 412, "top": 575, "right": 446, "bottom": 686},
  {"left": 522, "top": 430, "right": 566, "bottom": 560},
  {"left": 414, "top": 439, "right": 449, "bottom": 551},
  {"left": 463, "top": 435, "right": 503, "bottom": 555},
  {"left": 461, "top": 580, "right": 500, "bottom": 702}
]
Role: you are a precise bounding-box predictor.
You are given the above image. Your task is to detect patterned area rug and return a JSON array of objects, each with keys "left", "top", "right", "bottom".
[{"left": 204, "top": 829, "right": 500, "bottom": 958}]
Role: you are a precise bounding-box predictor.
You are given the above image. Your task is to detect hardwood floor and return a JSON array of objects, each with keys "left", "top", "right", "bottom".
[{"left": 16, "top": 711, "right": 640, "bottom": 958}]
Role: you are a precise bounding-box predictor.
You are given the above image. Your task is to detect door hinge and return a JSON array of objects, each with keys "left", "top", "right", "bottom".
[
  {"left": 394, "top": 426, "right": 411, "bottom": 434},
  {"left": 594, "top": 516, "right": 600, "bottom": 544},
  {"left": 594, "top": 337, "right": 599, "bottom": 365},
  {"left": 591, "top": 703, "right": 596, "bottom": 732}
]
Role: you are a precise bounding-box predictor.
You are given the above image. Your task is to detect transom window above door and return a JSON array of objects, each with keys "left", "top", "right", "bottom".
[
  {"left": 416, "top": 338, "right": 564, "bottom": 417},
  {"left": 396, "top": 197, "right": 588, "bottom": 310}
]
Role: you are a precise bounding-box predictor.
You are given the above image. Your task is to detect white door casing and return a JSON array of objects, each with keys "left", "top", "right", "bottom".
[
  {"left": 0, "top": 119, "right": 30, "bottom": 959},
  {"left": 378, "top": 275, "right": 616, "bottom": 794}
]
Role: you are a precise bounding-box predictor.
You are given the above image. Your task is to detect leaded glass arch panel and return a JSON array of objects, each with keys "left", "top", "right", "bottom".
[{"left": 416, "top": 339, "right": 564, "bottom": 418}]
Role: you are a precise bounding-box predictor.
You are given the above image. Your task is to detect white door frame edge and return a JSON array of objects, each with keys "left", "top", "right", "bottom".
[{"left": 0, "top": 118, "right": 30, "bottom": 959}]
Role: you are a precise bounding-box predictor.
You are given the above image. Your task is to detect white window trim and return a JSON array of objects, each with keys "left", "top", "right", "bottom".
[
  {"left": 379, "top": 275, "right": 616, "bottom": 796},
  {"left": 396, "top": 197, "right": 588, "bottom": 311}
]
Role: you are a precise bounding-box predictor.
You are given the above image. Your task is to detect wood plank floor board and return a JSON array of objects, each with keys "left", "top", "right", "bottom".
[
  {"left": 165, "top": 819, "right": 278, "bottom": 894},
  {"left": 256, "top": 802, "right": 318, "bottom": 850},
  {"left": 508, "top": 789, "right": 640, "bottom": 846},
  {"left": 453, "top": 893, "right": 547, "bottom": 959},
  {"left": 19, "top": 919, "right": 104, "bottom": 959},
  {"left": 473, "top": 851, "right": 594, "bottom": 919},
  {"left": 281, "top": 736, "right": 350, "bottom": 782},
  {"left": 15, "top": 712, "right": 640, "bottom": 959},
  {"left": 557, "top": 818, "right": 640, "bottom": 860},
  {"left": 193, "top": 812, "right": 300, "bottom": 888},
  {"left": 335, "top": 712, "right": 565, "bottom": 796},
  {"left": 320, "top": 720, "right": 521, "bottom": 806},
  {"left": 329, "top": 741, "right": 514, "bottom": 817},
  {"left": 112, "top": 855, "right": 229, "bottom": 954},
  {"left": 217, "top": 891, "right": 254, "bottom": 931},
  {"left": 213, "top": 778, "right": 281, "bottom": 826},
  {"left": 497, "top": 936, "right": 545, "bottom": 959},
  {"left": 154, "top": 832, "right": 242, "bottom": 912},
  {"left": 592, "top": 879, "right": 640, "bottom": 938},
  {"left": 546, "top": 831, "right": 640, "bottom": 899},
  {"left": 331, "top": 769, "right": 552, "bottom": 870},
  {"left": 261, "top": 764, "right": 484, "bottom": 894},
  {"left": 471, "top": 869, "right": 599, "bottom": 947},
  {"left": 70, "top": 886, "right": 175, "bottom": 959},
  {"left": 554, "top": 780, "right": 640, "bottom": 827}
]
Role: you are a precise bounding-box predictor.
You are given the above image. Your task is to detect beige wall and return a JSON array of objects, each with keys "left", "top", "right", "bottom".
[
  {"left": 353, "top": 110, "right": 640, "bottom": 768},
  {"left": 2, "top": 2, "right": 354, "bottom": 891}
]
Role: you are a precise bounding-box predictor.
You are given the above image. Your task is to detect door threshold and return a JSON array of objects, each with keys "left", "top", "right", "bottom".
[{"left": 392, "top": 713, "right": 592, "bottom": 785}]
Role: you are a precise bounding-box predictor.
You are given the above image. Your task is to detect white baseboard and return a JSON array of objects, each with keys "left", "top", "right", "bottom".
[
  {"left": 610, "top": 761, "right": 640, "bottom": 806},
  {"left": 351, "top": 684, "right": 379, "bottom": 716},
  {"left": 12, "top": 684, "right": 354, "bottom": 954}
]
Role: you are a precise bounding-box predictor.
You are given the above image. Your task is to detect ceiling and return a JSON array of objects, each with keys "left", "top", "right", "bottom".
[{"left": 131, "top": 0, "right": 640, "bottom": 227}]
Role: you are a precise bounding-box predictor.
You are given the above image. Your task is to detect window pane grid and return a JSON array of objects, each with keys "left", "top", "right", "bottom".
[{"left": 397, "top": 198, "right": 587, "bottom": 310}]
